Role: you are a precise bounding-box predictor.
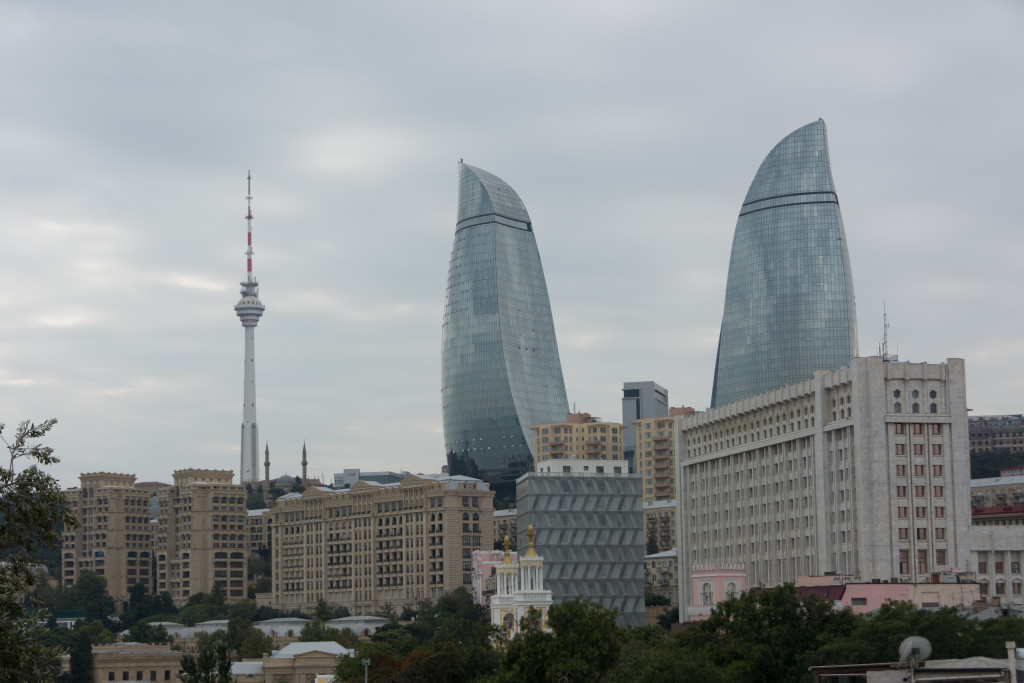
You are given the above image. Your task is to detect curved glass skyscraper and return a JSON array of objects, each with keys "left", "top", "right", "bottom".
[
  {"left": 710, "top": 120, "right": 857, "bottom": 408},
  {"left": 442, "top": 163, "right": 569, "bottom": 496}
]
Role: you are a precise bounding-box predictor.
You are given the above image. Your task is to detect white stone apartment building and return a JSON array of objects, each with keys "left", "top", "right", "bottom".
[{"left": 675, "top": 357, "right": 972, "bottom": 613}]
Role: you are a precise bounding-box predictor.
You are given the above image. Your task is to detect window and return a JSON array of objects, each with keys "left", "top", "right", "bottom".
[
  {"left": 915, "top": 486, "right": 925, "bottom": 497},
  {"left": 895, "top": 444, "right": 905, "bottom": 456},
  {"left": 929, "top": 403, "right": 937, "bottom": 413},
  {"left": 913, "top": 424, "right": 923, "bottom": 435},
  {"left": 934, "top": 507, "right": 944, "bottom": 518},
  {"left": 898, "top": 507, "right": 908, "bottom": 519},
  {"left": 979, "top": 561, "right": 988, "bottom": 573},
  {"left": 936, "top": 549, "right": 946, "bottom": 565},
  {"left": 897, "top": 486, "right": 907, "bottom": 497},
  {"left": 916, "top": 507, "right": 926, "bottom": 518},
  {"left": 916, "top": 528, "right": 927, "bottom": 540},
  {"left": 932, "top": 465, "right": 943, "bottom": 476},
  {"left": 898, "top": 527, "right": 908, "bottom": 539},
  {"left": 851, "top": 597, "right": 867, "bottom": 606},
  {"left": 931, "top": 424, "right": 942, "bottom": 435},
  {"left": 996, "top": 561, "right": 1004, "bottom": 573},
  {"left": 1015, "top": 583, "right": 1023, "bottom": 596},
  {"left": 895, "top": 423, "right": 905, "bottom": 434},
  {"left": 896, "top": 464, "right": 907, "bottom": 476},
  {"left": 912, "top": 403, "right": 920, "bottom": 413},
  {"left": 914, "top": 465, "right": 925, "bottom": 476},
  {"left": 932, "top": 444, "right": 942, "bottom": 456},
  {"left": 933, "top": 486, "right": 943, "bottom": 497},
  {"left": 894, "top": 402, "right": 902, "bottom": 414},
  {"left": 913, "top": 444, "right": 924, "bottom": 456}
]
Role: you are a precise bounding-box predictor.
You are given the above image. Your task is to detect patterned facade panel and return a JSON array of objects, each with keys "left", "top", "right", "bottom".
[
  {"left": 517, "top": 473, "right": 645, "bottom": 627},
  {"left": 711, "top": 120, "right": 857, "bottom": 408},
  {"left": 442, "top": 164, "right": 569, "bottom": 494}
]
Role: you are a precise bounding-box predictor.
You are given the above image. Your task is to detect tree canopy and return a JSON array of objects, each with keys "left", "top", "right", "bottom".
[{"left": 0, "top": 419, "right": 78, "bottom": 682}]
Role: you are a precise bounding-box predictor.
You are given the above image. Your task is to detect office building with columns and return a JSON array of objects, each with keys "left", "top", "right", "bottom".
[{"left": 675, "top": 357, "right": 971, "bottom": 617}]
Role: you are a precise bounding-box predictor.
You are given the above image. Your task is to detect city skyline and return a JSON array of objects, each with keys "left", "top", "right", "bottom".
[{"left": 1, "top": 2, "right": 1021, "bottom": 488}]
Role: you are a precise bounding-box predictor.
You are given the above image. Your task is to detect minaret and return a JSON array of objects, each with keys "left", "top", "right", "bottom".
[
  {"left": 301, "top": 442, "right": 308, "bottom": 481},
  {"left": 235, "top": 172, "right": 265, "bottom": 484},
  {"left": 264, "top": 444, "right": 271, "bottom": 487}
]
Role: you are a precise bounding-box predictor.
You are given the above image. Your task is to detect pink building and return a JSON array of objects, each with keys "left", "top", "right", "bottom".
[
  {"left": 471, "top": 549, "right": 518, "bottom": 605},
  {"left": 687, "top": 564, "right": 746, "bottom": 620},
  {"left": 796, "top": 575, "right": 979, "bottom": 614}
]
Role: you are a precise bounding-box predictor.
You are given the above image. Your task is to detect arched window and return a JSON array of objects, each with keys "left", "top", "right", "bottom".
[
  {"left": 894, "top": 402, "right": 902, "bottom": 414},
  {"left": 701, "top": 583, "right": 714, "bottom": 605},
  {"left": 930, "top": 403, "right": 937, "bottom": 414},
  {"left": 726, "top": 582, "right": 737, "bottom": 599},
  {"left": 912, "top": 403, "right": 920, "bottom": 413}
]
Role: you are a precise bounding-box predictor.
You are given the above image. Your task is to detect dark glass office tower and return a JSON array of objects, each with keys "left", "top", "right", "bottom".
[
  {"left": 710, "top": 120, "right": 857, "bottom": 408},
  {"left": 442, "top": 162, "right": 569, "bottom": 497}
]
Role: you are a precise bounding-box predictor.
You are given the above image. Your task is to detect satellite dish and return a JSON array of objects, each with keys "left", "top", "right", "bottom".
[{"left": 898, "top": 636, "right": 932, "bottom": 666}]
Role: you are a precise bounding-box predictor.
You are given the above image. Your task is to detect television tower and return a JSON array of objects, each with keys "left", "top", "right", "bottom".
[{"left": 235, "top": 172, "right": 265, "bottom": 484}]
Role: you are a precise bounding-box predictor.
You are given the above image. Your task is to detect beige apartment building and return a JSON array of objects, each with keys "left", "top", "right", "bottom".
[
  {"left": 636, "top": 406, "right": 695, "bottom": 503},
  {"left": 532, "top": 412, "right": 623, "bottom": 469},
  {"left": 62, "top": 473, "right": 155, "bottom": 603},
  {"left": 248, "top": 508, "right": 273, "bottom": 552},
  {"left": 675, "top": 357, "right": 972, "bottom": 613},
  {"left": 271, "top": 473, "right": 494, "bottom": 614},
  {"left": 155, "top": 469, "right": 247, "bottom": 605},
  {"left": 643, "top": 499, "right": 676, "bottom": 554}
]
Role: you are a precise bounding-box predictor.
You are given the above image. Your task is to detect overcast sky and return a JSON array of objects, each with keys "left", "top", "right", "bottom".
[{"left": 2, "top": 1, "right": 1021, "bottom": 489}]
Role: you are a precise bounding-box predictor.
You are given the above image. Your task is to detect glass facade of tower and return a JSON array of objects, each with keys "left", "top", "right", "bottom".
[
  {"left": 710, "top": 120, "right": 857, "bottom": 408},
  {"left": 442, "top": 163, "right": 569, "bottom": 495}
]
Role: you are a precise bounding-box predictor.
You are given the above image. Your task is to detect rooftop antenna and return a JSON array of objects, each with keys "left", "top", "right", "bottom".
[{"left": 881, "top": 303, "right": 898, "bottom": 363}]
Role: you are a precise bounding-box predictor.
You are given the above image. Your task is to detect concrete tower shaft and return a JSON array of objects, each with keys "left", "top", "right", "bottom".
[{"left": 235, "top": 172, "right": 264, "bottom": 484}]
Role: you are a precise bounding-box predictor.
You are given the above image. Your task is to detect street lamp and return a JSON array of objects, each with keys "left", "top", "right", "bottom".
[{"left": 362, "top": 658, "right": 371, "bottom": 683}]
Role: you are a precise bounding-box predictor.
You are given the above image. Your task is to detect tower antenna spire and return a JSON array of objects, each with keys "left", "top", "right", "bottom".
[{"left": 235, "top": 172, "right": 265, "bottom": 484}]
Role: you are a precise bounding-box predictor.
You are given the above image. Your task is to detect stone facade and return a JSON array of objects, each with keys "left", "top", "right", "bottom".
[
  {"left": 61, "top": 473, "right": 155, "bottom": 603},
  {"left": 676, "top": 357, "right": 971, "bottom": 614},
  {"left": 636, "top": 407, "right": 694, "bottom": 503},
  {"left": 270, "top": 474, "right": 494, "bottom": 613},
  {"left": 155, "top": 469, "right": 247, "bottom": 605}
]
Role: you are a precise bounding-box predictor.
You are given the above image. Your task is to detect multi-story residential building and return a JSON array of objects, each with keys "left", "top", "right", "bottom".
[
  {"left": 442, "top": 162, "right": 570, "bottom": 499},
  {"left": 622, "top": 382, "right": 669, "bottom": 473},
  {"left": 636, "top": 406, "right": 695, "bottom": 503},
  {"left": 532, "top": 413, "right": 623, "bottom": 469},
  {"left": 969, "top": 415, "right": 1024, "bottom": 454},
  {"left": 710, "top": 120, "right": 858, "bottom": 408},
  {"left": 247, "top": 508, "right": 273, "bottom": 553},
  {"left": 643, "top": 499, "right": 677, "bottom": 554},
  {"left": 154, "top": 469, "right": 247, "bottom": 605},
  {"left": 971, "top": 472, "right": 1024, "bottom": 526},
  {"left": 62, "top": 473, "right": 155, "bottom": 603},
  {"left": 676, "top": 357, "right": 971, "bottom": 616},
  {"left": 516, "top": 469, "right": 645, "bottom": 627},
  {"left": 270, "top": 474, "right": 494, "bottom": 614},
  {"left": 644, "top": 548, "right": 678, "bottom": 600},
  {"left": 493, "top": 509, "right": 517, "bottom": 549}
]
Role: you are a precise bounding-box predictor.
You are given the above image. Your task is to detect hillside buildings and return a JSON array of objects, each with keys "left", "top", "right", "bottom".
[
  {"left": 441, "top": 162, "right": 569, "bottom": 498},
  {"left": 636, "top": 406, "right": 694, "bottom": 503},
  {"left": 532, "top": 412, "right": 624, "bottom": 470},
  {"left": 155, "top": 469, "right": 248, "bottom": 605},
  {"left": 676, "top": 357, "right": 971, "bottom": 616},
  {"left": 710, "top": 119, "right": 858, "bottom": 408},
  {"left": 61, "top": 473, "right": 157, "bottom": 603},
  {"left": 270, "top": 473, "right": 494, "bottom": 614},
  {"left": 969, "top": 415, "right": 1024, "bottom": 455}
]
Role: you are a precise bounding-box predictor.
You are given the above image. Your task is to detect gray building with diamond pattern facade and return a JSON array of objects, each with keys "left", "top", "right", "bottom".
[{"left": 515, "top": 471, "right": 645, "bottom": 627}]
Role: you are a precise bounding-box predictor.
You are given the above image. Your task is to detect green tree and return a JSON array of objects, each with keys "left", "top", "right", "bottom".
[
  {"left": 247, "top": 576, "right": 271, "bottom": 599},
  {"left": 237, "top": 628, "right": 274, "bottom": 659},
  {"left": 496, "top": 597, "right": 623, "bottom": 682},
  {"left": 179, "top": 640, "right": 233, "bottom": 683},
  {"left": 60, "top": 571, "right": 115, "bottom": 622},
  {"left": 646, "top": 527, "right": 659, "bottom": 555},
  {"left": 127, "top": 622, "right": 173, "bottom": 645},
  {"left": 300, "top": 618, "right": 360, "bottom": 649},
  {"left": 76, "top": 619, "right": 116, "bottom": 645},
  {"left": 0, "top": 419, "right": 78, "bottom": 682},
  {"left": 65, "top": 629, "right": 93, "bottom": 683}
]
